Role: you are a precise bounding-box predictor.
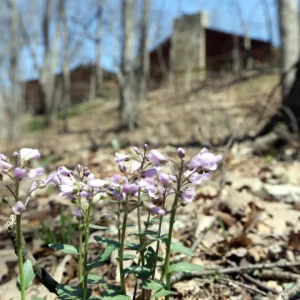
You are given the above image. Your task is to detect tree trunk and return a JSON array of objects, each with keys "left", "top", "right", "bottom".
[
  {"left": 61, "top": 0, "right": 70, "bottom": 133},
  {"left": 95, "top": 0, "right": 103, "bottom": 98},
  {"left": 119, "top": 0, "right": 137, "bottom": 130},
  {"left": 7, "top": 0, "right": 22, "bottom": 141},
  {"left": 259, "top": 0, "right": 300, "bottom": 135},
  {"left": 40, "top": 0, "right": 62, "bottom": 127},
  {"left": 135, "top": 0, "right": 150, "bottom": 102}
]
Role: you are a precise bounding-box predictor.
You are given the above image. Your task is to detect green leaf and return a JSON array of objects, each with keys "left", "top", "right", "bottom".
[
  {"left": 17, "top": 260, "right": 35, "bottom": 291},
  {"left": 145, "top": 246, "right": 156, "bottom": 269},
  {"left": 99, "top": 284, "right": 122, "bottom": 297},
  {"left": 122, "top": 254, "right": 136, "bottom": 261},
  {"left": 124, "top": 266, "right": 152, "bottom": 279},
  {"left": 170, "top": 243, "right": 193, "bottom": 256},
  {"left": 89, "top": 224, "right": 108, "bottom": 230},
  {"left": 80, "top": 274, "right": 105, "bottom": 285},
  {"left": 87, "top": 244, "right": 117, "bottom": 271},
  {"left": 153, "top": 288, "right": 177, "bottom": 298},
  {"left": 56, "top": 284, "right": 91, "bottom": 299},
  {"left": 101, "top": 296, "right": 130, "bottom": 300},
  {"left": 94, "top": 236, "right": 120, "bottom": 248},
  {"left": 49, "top": 243, "right": 78, "bottom": 255},
  {"left": 126, "top": 242, "right": 140, "bottom": 251},
  {"left": 168, "top": 262, "right": 203, "bottom": 274},
  {"left": 141, "top": 279, "right": 165, "bottom": 291}
]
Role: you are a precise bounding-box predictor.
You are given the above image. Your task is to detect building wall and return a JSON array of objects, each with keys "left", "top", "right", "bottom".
[{"left": 171, "top": 13, "right": 207, "bottom": 75}]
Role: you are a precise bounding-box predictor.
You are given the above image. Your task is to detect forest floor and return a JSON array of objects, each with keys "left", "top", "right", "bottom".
[{"left": 1, "top": 71, "right": 300, "bottom": 299}]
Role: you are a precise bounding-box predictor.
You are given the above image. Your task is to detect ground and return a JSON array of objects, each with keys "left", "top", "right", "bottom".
[{"left": 1, "top": 71, "right": 300, "bottom": 299}]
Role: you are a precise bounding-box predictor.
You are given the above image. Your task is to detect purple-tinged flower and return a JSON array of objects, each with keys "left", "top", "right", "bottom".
[
  {"left": 189, "top": 172, "right": 210, "bottom": 185},
  {"left": 83, "top": 167, "right": 91, "bottom": 177},
  {"left": 158, "top": 172, "right": 170, "bottom": 186},
  {"left": 57, "top": 166, "right": 72, "bottom": 176},
  {"left": 28, "top": 167, "right": 45, "bottom": 179},
  {"left": 13, "top": 151, "right": 18, "bottom": 157},
  {"left": 60, "top": 185, "right": 74, "bottom": 196},
  {"left": 44, "top": 173, "right": 60, "bottom": 185},
  {"left": 30, "top": 181, "right": 38, "bottom": 195},
  {"left": 133, "top": 146, "right": 141, "bottom": 154},
  {"left": 147, "top": 150, "right": 166, "bottom": 165},
  {"left": 0, "top": 154, "right": 7, "bottom": 161},
  {"left": 131, "top": 161, "right": 141, "bottom": 171},
  {"left": 111, "top": 188, "right": 124, "bottom": 201},
  {"left": 188, "top": 148, "right": 222, "bottom": 170},
  {"left": 150, "top": 205, "right": 165, "bottom": 216},
  {"left": 87, "top": 173, "right": 95, "bottom": 181},
  {"left": 111, "top": 174, "right": 128, "bottom": 186},
  {"left": 139, "top": 177, "right": 155, "bottom": 189},
  {"left": 142, "top": 168, "right": 158, "bottom": 178},
  {"left": 88, "top": 179, "right": 105, "bottom": 188},
  {"left": 20, "top": 148, "right": 40, "bottom": 162},
  {"left": 147, "top": 185, "right": 165, "bottom": 200},
  {"left": 118, "top": 163, "right": 127, "bottom": 173},
  {"left": 72, "top": 207, "right": 83, "bottom": 218},
  {"left": 114, "top": 153, "right": 129, "bottom": 163},
  {"left": 80, "top": 191, "right": 91, "bottom": 199},
  {"left": 60, "top": 176, "right": 75, "bottom": 186},
  {"left": 181, "top": 187, "right": 196, "bottom": 204},
  {"left": 177, "top": 148, "right": 185, "bottom": 158},
  {"left": 0, "top": 159, "right": 12, "bottom": 172},
  {"left": 12, "top": 201, "right": 25, "bottom": 215},
  {"left": 122, "top": 183, "right": 139, "bottom": 194},
  {"left": 14, "top": 167, "right": 26, "bottom": 179}
]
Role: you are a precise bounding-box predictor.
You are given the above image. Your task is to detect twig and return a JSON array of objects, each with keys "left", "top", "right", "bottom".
[
  {"left": 257, "top": 270, "right": 300, "bottom": 282},
  {"left": 275, "top": 280, "right": 300, "bottom": 300},
  {"left": 6, "top": 215, "right": 59, "bottom": 295},
  {"left": 221, "top": 276, "right": 268, "bottom": 296},
  {"left": 227, "top": 260, "right": 279, "bottom": 295},
  {"left": 171, "top": 260, "right": 300, "bottom": 284}
]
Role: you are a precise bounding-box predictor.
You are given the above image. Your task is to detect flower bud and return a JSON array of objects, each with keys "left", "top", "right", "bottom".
[
  {"left": 2, "top": 196, "right": 8, "bottom": 204},
  {"left": 118, "top": 163, "right": 127, "bottom": 173},
  {"left": 12, "top": 201, "right": 25, "bottom": 215},
  {"left": 177, "top": 148, "right": 185, "bottom": 158},
  {"left": 83, "top": 167, "right": 91, "bottom": 177}
]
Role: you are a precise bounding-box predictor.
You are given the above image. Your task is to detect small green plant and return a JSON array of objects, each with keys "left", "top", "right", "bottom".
[{"left": 34, "top": 209, "right": 75, "bottom": 245}]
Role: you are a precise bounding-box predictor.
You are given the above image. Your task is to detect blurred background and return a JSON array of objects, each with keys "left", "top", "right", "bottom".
[{"left": 0, "top": 0, "right": 289, "bottom": 152}]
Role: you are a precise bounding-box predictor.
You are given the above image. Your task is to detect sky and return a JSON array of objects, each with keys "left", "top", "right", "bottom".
[{"left": 19, "top": 0, "right": 279, "bottom": 80}]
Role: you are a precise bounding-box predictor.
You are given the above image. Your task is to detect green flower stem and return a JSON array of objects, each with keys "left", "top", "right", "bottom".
[
  {"left": 77, "top": 195, "right": 83, "bottom": 287},
  {"left": 152, "top": 194, "right": 167, "bottom": 281},
  {"left": 161, "top": 161, "right": 184, "bottom": 296},
  {"left": 16, "top": 214, "right": 26, "bottom": 300},
  {"left": 83, "top": 201, "right": 92, "bottom": 300},
  {"left": 78, "top": 220, "right": 83, "bottom": 286},
  {"left": 119, "top": 195, "right": 129, "bottom": 295}
]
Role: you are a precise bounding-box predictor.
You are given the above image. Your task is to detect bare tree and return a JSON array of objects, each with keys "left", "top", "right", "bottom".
[
  {"left": 278, "top": 0, "right": 299, "bottom": 101},
  {"left": 95, "top": 0, "right": 103, "bottom": 98},
  {"left": 135, "top": 0, "right": 150, "bottom": 102},
  {"left": 119, "top": 0, "right": 137, "bottom": 130},
  {"left": 40, "top": 0, "right": 62, "bottom": 127},
  {"left": 61, "top": 0, "right": 70, "bottom": 133},
  {"left": 261, "top": 0, "right": 274, "bottom": 66},
  {"left": 234, "top": 0, "right": 253, "bottom": 70},
  {"left": 3, "top": 0, "right": 22, "bottom": 141}
]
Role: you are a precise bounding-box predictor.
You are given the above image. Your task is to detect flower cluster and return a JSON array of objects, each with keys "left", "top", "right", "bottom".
[
  {"left": 44, "top": 165, "right": 107, "bottom": 217},
  {"left": 0, "top": 148, "right": 44, "bottom": 215},
  {"left": 109, "top": 145, "right": 222, "bottom": 216}
]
